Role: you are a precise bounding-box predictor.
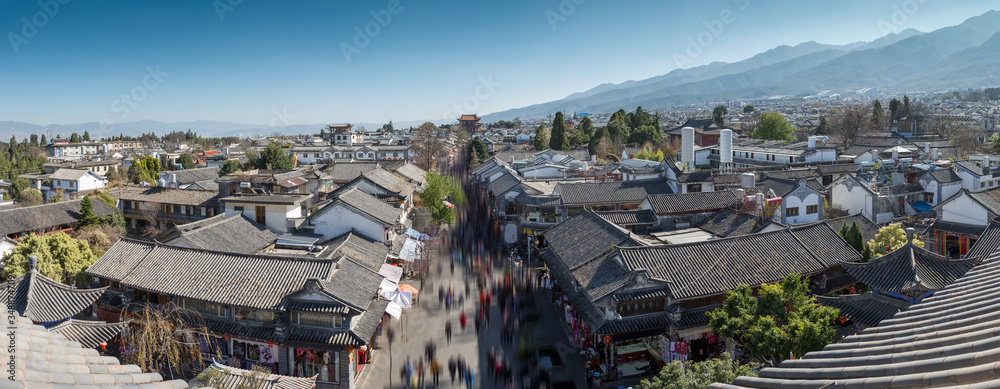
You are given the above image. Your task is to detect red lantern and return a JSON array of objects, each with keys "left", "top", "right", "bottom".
[
  {"left": 267, "top": 340, "right": 275, "bottom": 346},
  {"left": 838, "top": 317, "right": 847, "bottom": 325},
  {"left": 99, "top": 342, "right": 107, "bottom": 351},
  {"left": 223, "top": 334, "right": 231, "bottom": 340}
]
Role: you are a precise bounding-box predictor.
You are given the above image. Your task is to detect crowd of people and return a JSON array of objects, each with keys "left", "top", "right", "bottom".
[{"left": 394, "top": 151, "right": 555, "bottom": 389}]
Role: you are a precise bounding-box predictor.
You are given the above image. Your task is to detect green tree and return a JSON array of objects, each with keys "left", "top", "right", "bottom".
[
  {"left": 0, "top": 232, "right": 100, "bottom": 286},
  {"left": 247, "top": 142, "right": 295, "bottom": 170},
  {"left": 713, "top": 105, "right": 728, "bottom": 126},
  {"left": 549, "top": 112, "right": 571, "bottom": 150},
  {"left": 628, "top": 125, "right": 663, "bottom": 146},
  {"left": 708, "top": 273, "right": 840, "bottom": 366},
  {"left": 77, "top": 196, "right": 99, "bottom": 229},
  {"left": 743, "top": 104, "right": 755, "bottom": 113},
  {"left": 121, "top": 303, "right": 217, "bottom": 376},
  {"left": 69, "top": 133, "right": 82, "bottom": 143},
  {"left": 837, "top": 221, "right": 864, "bottom": 254},
  {"left": 753, "top": 112, "right": 795, "bottom": 141},
  {"left": 83, "top": 131, "right": 91, "bottom": 142},
  {"left": 29, "top": 134, "right": 38, "bottom": 145},
  {"left": 815, "top": 116, "right": 830, "bottom": 134},
  {"left": 635, "top": 146, "right": 664, "bottom": 162},
  {"left": 888, "top": 98, "right": 902, "bottom": 121},
  {"left": 418, "top": 172, "right": 466, "bottom": 225},
  {"left": 176, "top": 153, "right": 197, "bottom": 170},
  {"left": 637, "top": 353, "right": 757, "bottom": 389},
  {"left": 533, "top": 124, "right": 549, "bottom": 151},
  {"left": 219, "top": 159, "right": 242, "bottom": 176},
  {"left": 872, "top": 100, "right": 885, "bottom": 130},
  {"left": 902, "top": 95, "right": 912, "bottom": 119},
  {"left": 468, "top": 138, "right": 488, "bottom": 162},
  {"left": 16, "top": 188, "right": 43, "bottom": 207},
  {"left": 607, "top": 110, "right": 632, "bottom": 143},
  {"left": 40, "top": 134, "right": 46, "bottom": 145},
  {"left": 575, "top": 116, "right": 594, "bottom": 146},
  {"left": 867, "top": 223, "right": 923, "bottom": 257},
  {"left": 381, "top": 121, "right": 394, "bottom": 133},
  {"left": 588, "top": 126, "right": 609, "bottom": 155},
  {"left": 129, "top": 156, "right": 163, "bottom": 184}
]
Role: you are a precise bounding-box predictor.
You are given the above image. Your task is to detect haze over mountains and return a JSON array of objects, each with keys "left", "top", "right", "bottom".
[{"left": 483, "top": 10, "right": 1000, "bottom": 121}]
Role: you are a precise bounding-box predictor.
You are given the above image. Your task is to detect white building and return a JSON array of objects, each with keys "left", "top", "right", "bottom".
[
  {"left": 46, "top": 168, "right": 106, "bottom": 202},
  {"left": 220, "top": 194, "right": 313, "bottom": 234},
  {"left": 307, "top": 187, "right": 404, "bottom": 243}
]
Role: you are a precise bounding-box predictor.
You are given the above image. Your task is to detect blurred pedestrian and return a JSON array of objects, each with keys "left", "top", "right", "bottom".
[
  {"left": 465, "top": 366, "right": 474, "bottom": 389},
  {"left": 459, "top": 311, "right": 467, "bottom": 330},
  {"left": 445, "top": 321, "right": 452, "bottom": 344},
  {"left": 417, "top": 358, "right": 425, "bottom": 388},
  {"left": 448, "top": 357, "right": 457, "bottom": 384},
  {"left": 430, "top": 358, "right": 442, "bottom": 387}
]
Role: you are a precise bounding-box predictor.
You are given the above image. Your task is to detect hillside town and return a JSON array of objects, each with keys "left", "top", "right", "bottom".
[{"left": 3, "top": 92, "right": 1000, "bottom": 389}]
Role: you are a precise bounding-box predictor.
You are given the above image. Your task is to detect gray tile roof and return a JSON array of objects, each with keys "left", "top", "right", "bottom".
[
  {"left": 319, "top": 187, "right": 401, "bottom": 226},
  {"left": 619, "top": 228, "right": 855, "bottom": 301},
  {"left": 646, "top": 191, "right": 738, "bottom": 214},
  {"left": 114, "top": 186, "right": 220, "bottom": 207},
  {"left": 3, "top": 304, "right": 188, "bottom": 388},
  {"left": 789, "top": 222, "right": 863, "bottom": 266},
  {"left": 556, "top": 179, "right": 673, "bottom": 205},
  {"left": 319, "top": 258, "right": 384, "bottom": 311},
  {"left": 361, "top": 167, "right": 416, "bottom": 197},
  {"left": 595, "top": 209, "right": 658, "bottom": 226},
  {"left": 13, "top": 270, "right": 109, "bottom": 323},
  {"left": 326, "top": 162, "right": 379, "bottom": 182},
  {"left": 928, "top": 219, "right": 988, "bottom": 236},
  {"left": 825, "top": 214, "right": 880, "bottom": 243},
  {"left": 48, "top": 319, "right": 127, "bottom": 348},
  {"left": 88, "top": 238, "right": 335, "bottom": 310},
  {"left": 816, "top": 293, "right": 911, "bottom": 328},
  {"left": 712, "top": 248, "right": 1000, "bottom": 389},
  {"left": 487, "top": 172, "right": 523, "bottom": 196},
  {"left": 162, "top": 214, "right": 278, "bottom": 254},
  {"left": 967, "top": 187, "right": 1000, "bottom": 215},
  {"left": 966, "top": 223, "right": 1000, "bottom": 260},
  {"left": 0, "top": 198, "right": 117, "bottom": 237},
  {"left": 320, "top": 231, "right": 389, "bottom": 272},
  {"left": 198, "top": 362, "right": 316, "bottom": 389},
  {"left": 169, "top": 166, "right": 221, "bottom": 184},
  {"left": 542, "top": 211, "right": 640, "bottom": 270},
  {"left": 925, "top": 167, "right": 963, "bottom": 184},
  {"left": 955, "top": 160, "right": 990, "bottom": 176},
  {"left": 49, "top": 168, "right": 97, "bottom": 181},
  {"left": 389, "top": 163, "right": 427, "bottom": 185},
  {"left": 697, "top": 208, "right": 760, "bottom": 238},
  {"left": 816, "top": 163, "right": 860, "bottom": 175},
  {"left": 842, "top": 242, "right": 977, "bottom": 294}
]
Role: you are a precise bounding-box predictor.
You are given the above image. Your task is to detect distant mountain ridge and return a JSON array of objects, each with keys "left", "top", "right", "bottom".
[{"left": 483, "top": 11, "right": 1000, "bottom": 121}]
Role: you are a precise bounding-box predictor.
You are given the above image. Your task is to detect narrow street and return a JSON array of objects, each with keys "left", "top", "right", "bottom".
[{"left": 358, "top": 148, "right": 589, "bottom": 389}]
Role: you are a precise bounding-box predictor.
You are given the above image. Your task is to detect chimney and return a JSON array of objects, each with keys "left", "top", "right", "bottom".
[
  {"left": 906, "top": 227, "right": 915, "bottom": 245},
  {"left": 924, "top": 142, "right": 930, "bottom": 155},
  {"left": 28, "top": 255, "right": 37, "bottom": 273}
]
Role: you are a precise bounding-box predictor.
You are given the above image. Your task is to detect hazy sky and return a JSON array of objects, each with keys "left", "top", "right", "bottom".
[{"left": 2, "top": 0, "right": 997, "bottom": 125}]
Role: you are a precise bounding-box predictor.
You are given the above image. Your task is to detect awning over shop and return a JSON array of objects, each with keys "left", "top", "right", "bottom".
[
  {"left": 399, "top": 237, "right": 422, "bottom": 262},
  {"left": 379, "top": 264, "right": 403, "bottom": 283}
]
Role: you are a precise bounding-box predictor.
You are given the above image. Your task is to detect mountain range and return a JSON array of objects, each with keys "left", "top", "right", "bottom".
[{"left": 482, "top": 10, "right": 1000, "bottom": 121}]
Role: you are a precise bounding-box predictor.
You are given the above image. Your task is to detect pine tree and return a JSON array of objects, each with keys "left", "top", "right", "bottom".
[
  {"left": 902, "top": 95, "right": 912, "bottom": 119},
  {"left": 872, "top": 100, "right": 884, "bottom": 130},
  {"left": 40, "top": 134, "right": 46, "bottom": 145},
  {"left": 533, "top": 124, "right": 549, "bottom": 151},
  {"left": 549, "top": 112, "right": 570, "bottom": 150},
  {"left": 77, "top": 196, "right": 99, "bottom": 229},
  {"left": 713, "top": 105, "right": 728, "bottom": 126},
  {"left": 83, "top": 131, "right": 91, "bottom": 142}
]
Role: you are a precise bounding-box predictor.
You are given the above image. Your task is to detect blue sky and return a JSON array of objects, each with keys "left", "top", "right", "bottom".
[{"left": 2, "top": 0, "right": 997, "bottom": 126}]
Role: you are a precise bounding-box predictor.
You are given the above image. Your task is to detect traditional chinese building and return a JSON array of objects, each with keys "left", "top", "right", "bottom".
[{"left": 457, "top": 114, "right": 482, "bottom": 132}]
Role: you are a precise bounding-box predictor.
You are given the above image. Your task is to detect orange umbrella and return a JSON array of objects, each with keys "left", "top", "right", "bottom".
[{"left": 398, "top": 284, "right": 419, "bottom": 295}]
